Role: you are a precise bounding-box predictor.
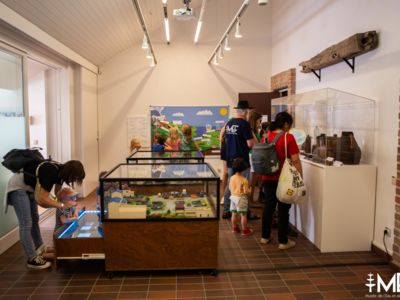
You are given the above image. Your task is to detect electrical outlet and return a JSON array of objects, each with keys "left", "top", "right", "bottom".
[{"left": 384, "top": 226, "right": 392, "bottom": 238}]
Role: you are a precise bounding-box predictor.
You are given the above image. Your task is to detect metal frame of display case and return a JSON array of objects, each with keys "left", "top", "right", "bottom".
[
  {"left": 99, "top": 162, "right": 220, "bottom": 274},
  {"left": 100, "top": 162, "right": 220, "bottom": 222},
  {"left": 126, "top": 150, "right": 205, "bottom": 164}
]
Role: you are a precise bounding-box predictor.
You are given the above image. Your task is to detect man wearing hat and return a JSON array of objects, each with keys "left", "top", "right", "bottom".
[{"left": 221, "top": 100, "right": 257, "bottom": 219}]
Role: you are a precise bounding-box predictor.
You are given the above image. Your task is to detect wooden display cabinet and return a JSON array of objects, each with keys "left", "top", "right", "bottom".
[{"left": 100, "top": 163, "right": 220, "bottom": 273}]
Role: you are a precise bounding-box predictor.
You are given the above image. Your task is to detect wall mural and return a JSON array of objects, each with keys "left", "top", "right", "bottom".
[{"left": 150, "top": 106, "right": 229, "bottom": 154}]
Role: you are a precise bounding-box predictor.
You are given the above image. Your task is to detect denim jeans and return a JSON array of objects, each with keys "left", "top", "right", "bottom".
[
  {"left": 8, "top": 190, "right": 43, "bottom": 259},
  {"left": 223, "top": 167, "right": 250, "bottom": 213}
]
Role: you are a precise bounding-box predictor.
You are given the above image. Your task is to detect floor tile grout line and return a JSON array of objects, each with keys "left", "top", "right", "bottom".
[
  {"left": 252, "top": 270, "right": 267, "bottom": 300},
  {"left": 86, "top": 271, "right": 101, "bottom": 300},
  {"left": 117, "top": 274, "right": 125, "bottom": 299},
  {"left": 57, "top": 271, "right": 74, "bottom": 300},
  {"left": 2, "top": 268, "right": 28, "bottom": 297},
  {"left": 146, "top": 272, "right": 151, "bottom": 299}
]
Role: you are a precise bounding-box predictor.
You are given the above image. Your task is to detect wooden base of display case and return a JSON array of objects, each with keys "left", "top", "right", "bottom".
[
  {"left": 103, "top": 220, "right": 218, "bottom": 271},
  {"left": 54, "top": 236, "right": 104, "bottom": 260}
]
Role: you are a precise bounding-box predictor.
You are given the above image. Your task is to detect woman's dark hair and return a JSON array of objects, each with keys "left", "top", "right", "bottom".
[
  {"left": 260, "top": 121, "right": 270, "bottom": 136},
  {"left": 232, "top": 157, "right": 249, "bottom": 174},
  {"left": 59, "top": 160, "right": 85, "bottom": 185},
  {"left": 269, "top": 112, "right": 293, "bottom": 131},
  {"left": 248, "top": 110, "right": 262, "bottom": 135}
]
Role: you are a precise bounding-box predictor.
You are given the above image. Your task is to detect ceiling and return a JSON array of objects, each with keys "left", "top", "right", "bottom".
[{"left": 0, "top": 0, "right": 220, "bottom": 65}]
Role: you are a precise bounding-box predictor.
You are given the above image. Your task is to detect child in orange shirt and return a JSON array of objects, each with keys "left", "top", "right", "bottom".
[{"left": 229, "top": 157, "right": 253, "bottom": 236}]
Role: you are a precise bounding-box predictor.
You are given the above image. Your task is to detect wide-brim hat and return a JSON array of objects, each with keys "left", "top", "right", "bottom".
[{"left": 234, "top": 100, "right": 253, "bottom": 110}]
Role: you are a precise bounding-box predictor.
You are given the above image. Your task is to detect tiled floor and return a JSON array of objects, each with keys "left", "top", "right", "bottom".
[{"left": 0, "top": 193, "right": 396, "bottom": 300}]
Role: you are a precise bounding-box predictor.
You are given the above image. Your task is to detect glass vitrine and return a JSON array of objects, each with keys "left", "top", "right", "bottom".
[
  {"left": 271, "top": 88, "right": 375, "bottom": 165},
  {"left": 99, "top": 163, "right": 220, "bottom": 221}
]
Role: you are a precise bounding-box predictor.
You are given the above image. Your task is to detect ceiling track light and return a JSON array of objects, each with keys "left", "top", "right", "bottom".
[
  {"left": 224, "top": 36, "right": 231, "bottom": 51},
  {"left": 218, "top": 46, "right": 224, "bottom": 59},
  {"left": 141, "top": 35, "right": 149, "bottom": 49},
  {"left": 208, "top": 0, "right": 250, "bottom": 64},
  {"left": 194, "top": 0, "right": 207, "bottom": 44},
  {"left": 162, "top": 0, "right": 170, "bottom": 44},
  {"left": 213, "top": 55, "right": 219, "bottom": 65},
  {"left": 131, "top": 0, "right": 157, "bottom": 66},
  {"left": 234, "top": 18, "right": 243, "bottom": 39}
]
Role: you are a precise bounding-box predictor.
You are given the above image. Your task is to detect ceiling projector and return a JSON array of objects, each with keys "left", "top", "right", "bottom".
[{"left": 173, "top": 0, "right": 195, "bottom": 20}]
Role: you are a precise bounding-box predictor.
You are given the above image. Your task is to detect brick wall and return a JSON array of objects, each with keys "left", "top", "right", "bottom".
[
  {"left": 270, "top": 68, "right": 296, "bottom": 95},
  {"left": 394, "top": 96, "right": 400, "bottom": 266}
]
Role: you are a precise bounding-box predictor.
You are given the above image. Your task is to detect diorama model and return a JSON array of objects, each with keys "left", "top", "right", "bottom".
[
  {"left": 104, "top": 188, "right": 215, "bottom": 219},
  {"left": 301, "top": 130, "right": 361, "bottom": 165},
  {"left": 55, "top": 210, "right": 103, "bottom": 239}
]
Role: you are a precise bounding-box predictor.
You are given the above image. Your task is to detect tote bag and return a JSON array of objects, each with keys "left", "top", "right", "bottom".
[{"left": 276, "top": 134, "right": 307, "bottom": 204}]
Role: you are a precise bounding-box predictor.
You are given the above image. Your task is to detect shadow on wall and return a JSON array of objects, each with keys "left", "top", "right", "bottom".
[
  {"left": 217, "top": 66, "right": 267, "bottom": 91},
  {"left": 99, "top": 68, "right": 154, "bottom": 144},
  {"left": 99, "top": 67, "right": 149, "bottom": 94},
  {"left": 209, "top": 66, "right": 236, "bottom": 99},
  {"left": 271, "top": 0, "right": 334, "bottom": 44}
]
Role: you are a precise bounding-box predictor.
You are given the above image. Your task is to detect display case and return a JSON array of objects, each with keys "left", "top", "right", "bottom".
[
  {"left": 272, "top": 88, "right": 377, "bottom": 252},
  {"left": 126, "top": 150, "right": 204, "bottom": 164},
  {"left": 53, "top": 210, "right": 104, "bottom": 260},
  {"left": 272, "top": 88, "right": 375, "bottom": 165},
  {"left": 99, "top": 163, "right": 220, "bottom": 272}
]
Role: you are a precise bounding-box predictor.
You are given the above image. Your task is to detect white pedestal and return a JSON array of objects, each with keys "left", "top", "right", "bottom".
[{"left": 290, "top": 159, "right": 377, "bottom": 252}]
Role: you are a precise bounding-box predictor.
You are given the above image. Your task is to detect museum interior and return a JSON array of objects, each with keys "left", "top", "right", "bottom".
[{"left": 0, "top": 0, "right": 400, "bottom": 299}]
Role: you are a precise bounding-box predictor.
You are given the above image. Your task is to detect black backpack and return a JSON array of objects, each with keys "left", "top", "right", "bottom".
[
  {"left": 2, "top": 148, "right": 45, "bottom": 173},
  {"left": 251, "top": 132, "right": 284, "bottom": 176}
]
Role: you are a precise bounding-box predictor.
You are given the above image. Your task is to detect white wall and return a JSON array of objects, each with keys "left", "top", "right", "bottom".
[
  {"left": 73, "top": 66, "right": 99, "bottom": 196},
  {"left": 28, "top": 71, "right": 47, "bottom": 156},
  {"left": 270, "top": 0, "right": 400, "bottom": 253},
  {"left": 98, "top": 0, "right": 272, "bottom": 171}
]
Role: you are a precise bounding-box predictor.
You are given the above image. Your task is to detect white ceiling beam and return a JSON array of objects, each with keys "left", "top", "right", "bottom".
[{"left": 0, "top": 2, "right": 98, "bottom": 74}]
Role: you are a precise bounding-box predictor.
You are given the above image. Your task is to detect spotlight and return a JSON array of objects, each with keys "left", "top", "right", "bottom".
[
  {"left": 146, "top": 48, "right": 152, "bottom": 59},
  {"left": 218, "top": 47, "right": 224, "bottom": 59},
  {"left": 234, "top": 18, "right": 242, "bottom": 38},
  {"left": 224, "top": 36, "right": 231, "bottom": 51},
  {"left": 141, "top": 35, "right": 149, "bottom": 49},
  {"left": 213, "top": 55, "right": 219, "bottom": 65}
]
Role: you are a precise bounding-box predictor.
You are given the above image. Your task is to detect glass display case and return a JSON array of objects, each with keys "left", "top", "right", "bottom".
[
  {"left": 53, "top": 210, "right": 104, "bottom": 260},
  {"left": 100, "top": 163, "right": 219, "bottom": 221},
  {"left": 126, "top": 150, "right": 204, "bottom": 164},
  {"left": 271, "top": 88, "right": 375, "bottom": 165}
]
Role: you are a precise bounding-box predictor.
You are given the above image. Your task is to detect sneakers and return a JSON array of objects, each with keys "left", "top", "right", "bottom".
[
  {"left": 27, "top": 256, "right": 51, "bottom": 269},
  {"left": 241, "top": 228, "right": 254, "bottom": 236},
  {"left": 260, "top": 237, "right": 273, "bottom": 244},
  {"left": 36, "top": 244, "right": 55, "bottom": 256},
  {"left": 222, "top": 212, "right": 232, "bottom": 219},
  {"left": 232, "top": 226, "right": 240, "bottom": 234},
  {"left": 278, "top": 239, "right": 296, "bottom": 250}
]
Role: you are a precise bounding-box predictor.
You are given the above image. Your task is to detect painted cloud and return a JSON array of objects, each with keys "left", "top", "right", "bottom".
[
  {"left": 172, "top": 112, "right": 184, "bottom": 117},
  {"left": 196, "top": 110, "right": 213, "bottom": 116}
]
